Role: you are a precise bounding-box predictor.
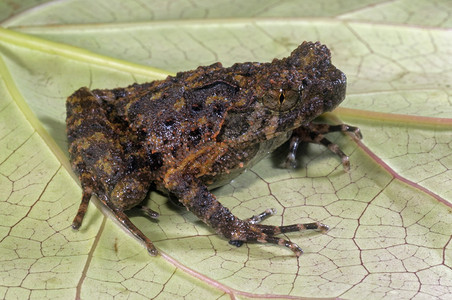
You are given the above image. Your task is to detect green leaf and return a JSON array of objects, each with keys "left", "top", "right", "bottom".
[{"left": 1, "top": 0, "right": 451, "bottom": 299}]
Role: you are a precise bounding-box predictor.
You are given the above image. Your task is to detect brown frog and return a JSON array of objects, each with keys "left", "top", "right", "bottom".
[{"left": 66, "top": 41, "right": 361, "bottom": 256}]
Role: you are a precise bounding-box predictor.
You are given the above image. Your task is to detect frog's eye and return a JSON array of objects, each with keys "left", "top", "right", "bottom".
[{"left": 261, "top": 88, "right": 300, "bottom": 112}]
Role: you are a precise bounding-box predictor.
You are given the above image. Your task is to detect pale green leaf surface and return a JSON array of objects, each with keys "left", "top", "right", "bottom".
[
  {"left": 0, "top": 0, "right": 50, "bottom": 22},
  {"left": 2, "top": 0, "right": 386, "bottom": 26},
  {"left": 0, "top": 0, "right": 451, "bottom": 299}
]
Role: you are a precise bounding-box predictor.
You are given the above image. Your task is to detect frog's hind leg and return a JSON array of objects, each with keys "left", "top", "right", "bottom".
[
  {"left": 285, "top": 123, "right": 362, "bottom": 171},
  {"left": 166, "top": 175, "right": 328, "bottom": 256},
  {"left": 67, "top": 87, "right": 158, "bottom": 255}
]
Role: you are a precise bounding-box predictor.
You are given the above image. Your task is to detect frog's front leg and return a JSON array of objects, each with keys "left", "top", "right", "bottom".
[
  {"left": 165, "top": 174, "right": 328, "bottom": 256},
  {"left": 67, "top": 87, "right": 158, "bottom": 255},
  {"left": 285, "top": 123, "right": 362, "bottom": 171}
]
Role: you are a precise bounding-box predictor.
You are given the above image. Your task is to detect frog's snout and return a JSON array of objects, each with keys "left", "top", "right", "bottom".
[
  {"left": 324, "top": 70, "right": 347, "bottom": 112},
  {"left": 334, "top": 71, "right": 347, "bottom": 103}
]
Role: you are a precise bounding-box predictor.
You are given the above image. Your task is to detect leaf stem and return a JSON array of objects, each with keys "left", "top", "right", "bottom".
[
  {"left": 0, "top": 27, "right": 172, "bottom": 79},
  {"left": 334, "top": 107, "right": 452, "bottom": 129}
]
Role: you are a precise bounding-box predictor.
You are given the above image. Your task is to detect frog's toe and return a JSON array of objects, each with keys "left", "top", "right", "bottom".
[
  {"left": 72, "top": 185, "right": 93, "bottom": 230},
  {"left": 243, "top": 230, "right": 305, "bottom": 257},
  {"left": 343, "top": 124, "right": 363, "bottom": 140},
  {"left": 265, "top": 236, "right": 304, "bottom": 257},
  {"left": 284, "top": 152, "right": 298, "bottom": 169},
  {"left": 141, "top": 206, "right": 159, "bottom": 219},
  {"left": 245, "top": 208, "right": 276, "bottom": 224},
  {"left": 323, "top": 141, "right": 350, "bottom": 172},
  {"left": 229, "top": 240, "right": 244, "bottom": 247}
]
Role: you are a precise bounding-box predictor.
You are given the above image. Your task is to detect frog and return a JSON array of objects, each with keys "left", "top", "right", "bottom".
[{"left": 66, "top": 41, "right": 361, "bottom": 257}]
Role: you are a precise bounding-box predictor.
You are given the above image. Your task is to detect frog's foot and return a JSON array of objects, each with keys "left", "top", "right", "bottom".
[
  {"left": 229, "top": 208, "right": 329, "bottom": 255},
  {"left": 228, "top": 221, "right": 329, "bottom": 256},
  {"left": 72, "top": 181, "right": 158, "bottom": 256},
  {"left": 285, "top": 123, "right": 362, "bottom": 171},
  {"left": 167, "top": 175, "right": 328, "bottom": 256},
  {"left": 229, "top": 208, "right": 276, "bottom": 246},
  {"left": 141, "top": 206, "right": 159, "bottom": 219}
]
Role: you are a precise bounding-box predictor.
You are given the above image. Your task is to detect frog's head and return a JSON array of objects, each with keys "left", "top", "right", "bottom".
[
  {"left": 253, "top": 41, "right": 346, "bottom": 133},
  {"left": 216, "top": 42, "right": 346, "bottom": 144}
]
